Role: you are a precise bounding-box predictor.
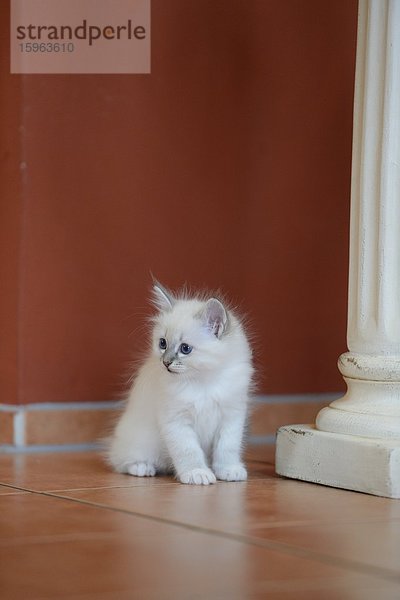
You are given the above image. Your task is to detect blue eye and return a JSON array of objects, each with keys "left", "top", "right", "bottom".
[
  {"left": 179, "top": 343, "right": 192, "bottom": 355},
  {"left": 159, "top": 338, "right": 167, "bottom": 350}
]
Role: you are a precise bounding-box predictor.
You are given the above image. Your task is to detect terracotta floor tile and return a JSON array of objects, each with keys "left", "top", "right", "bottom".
[
  {"left": 0, "top": 450, "right": 275, "bottom": 492},
  {"left": 0, "top": 494, "right": 397, "bottom": 600},
  {"left": 253, "top": 520, "right": 400, "bottom": 574},
  {"left": 0, "top": 493, "right": 166, "bottom": 543},
  {"left": 58, "top": 589, "right": 400, "bottom": 600},
  {"left": 63, "top": 467, "right": 400, "bottom": 535},
  {"left": 4, "top": 538, "right": 396, "bottom": 600},
  {"left": 0, "top": 451, "right": 175, "bottom": 492},
  {"left": 2, "top": 448, "right": 400, "bottom": 599}
]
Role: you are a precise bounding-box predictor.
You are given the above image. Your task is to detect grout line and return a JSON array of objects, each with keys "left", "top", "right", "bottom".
[
  {"left": 20, "top": 401, "right": 124, "bottom": 411},
  {"left": 0, "top": 443, "right": 101, "bottom": 454},
  {"left": 3, "top": 481, "right": 400, "bottom": 585},
  {"left": 13, "top": 410, "right": 25, "bottom": 447},
  {"left": 0, "top": 393, "right": 342, "bottom": 412},
  {"left": 254, "top": 393, "right": 342, "bottom": 405},
  {"left": 0, "top": 483, "right": 35, "bottom": 491},
  {"left": 0, "top": 441, "right": 273, "bottom": 454},
  {"left": 248, "top": 435, "right": 276, "bottom": 445},
  {"left": 0, "top": 401, "right": 123, "bottom": 412},
  {"left": 45, "top": 484, "right": 175, "bottom": 493}
]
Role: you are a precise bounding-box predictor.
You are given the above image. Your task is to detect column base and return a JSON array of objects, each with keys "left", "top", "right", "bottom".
[{"left": 275, "top": 424, "right": 400, "bottom": 499}]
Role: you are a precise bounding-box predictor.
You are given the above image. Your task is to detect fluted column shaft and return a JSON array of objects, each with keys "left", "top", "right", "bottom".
[{"left": 317, "top": 0, "right": 400, "bottom": 439}]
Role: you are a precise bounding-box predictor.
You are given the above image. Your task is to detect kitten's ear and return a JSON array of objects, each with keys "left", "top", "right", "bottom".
[
  {"left": 202, "top": 298, "right": 228, "bottom": 339},
  {"left": 151, "top": 281, "right": 175, "bottom": 312}
]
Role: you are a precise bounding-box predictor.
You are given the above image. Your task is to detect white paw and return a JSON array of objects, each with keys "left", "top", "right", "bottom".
[
  {"left": 179, "top": 468, "right": 217, "bottom": 486},
  {"left": 127, "top": 462, "right": 156, "bottom": 477},
  {"left": 214, "top": 464, "right": 247, "bottom": 482}
]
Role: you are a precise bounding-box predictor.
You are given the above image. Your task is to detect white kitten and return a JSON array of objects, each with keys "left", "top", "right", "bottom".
[{"left": 108, "top": 282, "right": 254, "bottom": 485}]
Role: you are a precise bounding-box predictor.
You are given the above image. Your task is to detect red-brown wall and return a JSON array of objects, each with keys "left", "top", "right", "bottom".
[{"left": 1, "top": 0, "right": 358, "bottom": 405}]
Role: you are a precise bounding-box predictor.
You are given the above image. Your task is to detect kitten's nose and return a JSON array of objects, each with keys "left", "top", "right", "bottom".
[{"left": 163, "top": 357, "right": 173, "bottom": 368}]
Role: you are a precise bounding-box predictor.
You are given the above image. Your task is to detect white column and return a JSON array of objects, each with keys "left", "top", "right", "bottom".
[{"left": 275, "top": 0, "right": 400, "bottom": 498}]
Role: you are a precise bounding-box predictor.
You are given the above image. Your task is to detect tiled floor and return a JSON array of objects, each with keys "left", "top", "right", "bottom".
[{"left": 1, "top": 447, "right": 400, "bottom": 599}]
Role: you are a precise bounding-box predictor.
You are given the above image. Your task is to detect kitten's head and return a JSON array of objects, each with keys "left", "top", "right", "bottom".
[{"left": 150, "top": 282, "right": 233, "bottom": 377}]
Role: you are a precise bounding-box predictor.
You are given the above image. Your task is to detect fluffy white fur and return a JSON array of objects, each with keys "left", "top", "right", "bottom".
[{"left": 107, "top": 282, "right": 254, "bottom": 485}]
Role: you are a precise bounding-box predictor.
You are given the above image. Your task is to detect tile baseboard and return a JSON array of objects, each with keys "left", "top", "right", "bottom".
[
  {"left": 0, "top": 403, "right": 122, "bottom": 452},
  {"left": 0, "top": 393, "right": 341, "bottom": 453}
]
